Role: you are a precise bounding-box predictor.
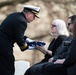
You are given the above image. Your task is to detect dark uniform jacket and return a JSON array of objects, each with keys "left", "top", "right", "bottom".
[{"left": 0, "top": 12, "right": 28, "bottom": 75}]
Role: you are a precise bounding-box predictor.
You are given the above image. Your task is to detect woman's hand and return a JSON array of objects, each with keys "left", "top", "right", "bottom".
[
  {"left": 48, "top": 57, "right": 54, "bottom": 62},
  {"left": 54, "top": 59, "right": 65, "bottom": 64},
  {"left": 47, "top": 50, "right": 52, "bottom": 55},
  {"left": 35, "top": 45, "right": 47, "bottom": 54},
  {"left": 35, "top": 46, "right": 52, "bottom": 55}
]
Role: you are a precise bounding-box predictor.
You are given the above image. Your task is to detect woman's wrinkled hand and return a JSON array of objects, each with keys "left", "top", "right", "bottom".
[
  {"left": 35, "top": 45, "right": 47, "bottom": 54},
  {"left": 48, "top": 57, "right": 54, "bottom": 62},
  {"left": 54, "top": 59, "right": 65, "bottom": 64}
]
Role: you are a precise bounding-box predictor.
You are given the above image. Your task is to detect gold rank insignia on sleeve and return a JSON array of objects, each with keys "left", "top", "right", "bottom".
[{"left": 19, "top": 43, "right": 28, "bottom": 51}]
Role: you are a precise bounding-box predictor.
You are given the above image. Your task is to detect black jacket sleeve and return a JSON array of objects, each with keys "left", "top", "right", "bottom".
[
  {"left": 13, "top": 16, "right": 28, "bottom": 51},
  {"left": 63, "top": 39, "right": 76, "bottom": 67},
  {"left": 41, "top": 35, "right": 67, "bottom": 62}
]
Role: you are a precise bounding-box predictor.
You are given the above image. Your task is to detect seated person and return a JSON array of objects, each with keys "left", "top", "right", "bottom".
[
  {"left": 24, "top": 15, "right": 76, "bottom": 75},
  {"left": 24, "top": 19, "right": 69, "bottom": 75}
]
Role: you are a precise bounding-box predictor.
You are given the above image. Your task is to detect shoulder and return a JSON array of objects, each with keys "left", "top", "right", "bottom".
[
  {"left": 9, "top": 12, "right": 26, "bottom": 21},
  {"left": 12, "top": 12, "right": 27, "bottom": 24},
  {"left": 8, "top": 12, "right": 20, "bottom": 17},
  {"left": 58, "top": 35, "right": 68, "bottom": 41}
]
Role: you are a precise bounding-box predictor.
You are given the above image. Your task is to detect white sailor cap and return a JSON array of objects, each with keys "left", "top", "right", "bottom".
[{"left": 23, "top": 5, "right": 40, "bottom": 18}]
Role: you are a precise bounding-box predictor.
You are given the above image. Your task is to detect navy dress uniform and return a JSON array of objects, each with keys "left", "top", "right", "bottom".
[{"left": 0, "top": 5, "right": 40, "bottom": 75}]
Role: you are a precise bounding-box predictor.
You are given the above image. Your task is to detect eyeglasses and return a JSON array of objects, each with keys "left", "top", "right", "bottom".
[
  {"left": 68, "top": 22, "right": 73, "bottom": 26},
  {"left": 51, "top": 25, "right": 56, "bottom": 28}
]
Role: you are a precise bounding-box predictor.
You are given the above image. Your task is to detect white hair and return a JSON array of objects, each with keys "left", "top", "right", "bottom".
[{"left": 52, "top": 19, "right": 69, "bottom": 36}]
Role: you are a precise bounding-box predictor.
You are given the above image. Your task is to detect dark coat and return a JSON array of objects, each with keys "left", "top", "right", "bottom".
[
  {"left": 52, "top": 36, "right": 76, "bottom": 75},
  {"left": 0, "top": 12, "right": 27, "bottom": 75},
  {"left": 25, "top": 36, "right": 76, "bottom": 75},
  {"left": 63, "top": 39, "right": 76, "bottom": 66},
  {"left": 31, "top": 36, "right": 73, "bottom": 75},
  {"left": 67, "top": 63, "right": 76, "bottom": 75},
  {"left": 45, "top": 35, "right": 76, "bottom": 75},
  {"left": 41, "top": 35, "right": 67, "bottom": 62},
  {"left": 53, "top": 36, "right": 72, "bottom": 61},
  {"left": 24, "top": 35, "right": 67, "bottom": 75},
  {"left": 63, "top": 39, "right": 76, "bottom": 75}
]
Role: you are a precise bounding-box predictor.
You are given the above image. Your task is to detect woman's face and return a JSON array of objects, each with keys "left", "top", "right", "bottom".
[{"left": 50, "top": 24, "right": 57, "bottom": 35}]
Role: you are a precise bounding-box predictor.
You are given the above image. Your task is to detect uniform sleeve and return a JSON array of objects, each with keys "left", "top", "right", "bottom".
[
  {"left": 24, "top": 36, "right": 28, "bottom": 40},
  {"left": 63, "top": 39, "right": 76, "bottom": 67},
  {"left": 13, "top": 18, "right": 28, "bottom": 51}
]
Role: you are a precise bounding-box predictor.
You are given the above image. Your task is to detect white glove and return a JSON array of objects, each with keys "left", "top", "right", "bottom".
[
  {"left": 28, "top": 46, "right": 35, "bottom": 50},
  {"left": 25, "top": 38, "right": 35, "bottom": 50},
  {"left": 26, "top": 38, "right": 34, "bottom": 43}
]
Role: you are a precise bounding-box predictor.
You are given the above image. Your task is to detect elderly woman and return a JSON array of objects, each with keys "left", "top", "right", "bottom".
[
  {"left": 27, "top": 15, "right": 76, "bottom": 75},
  {"left": 24, "top": 19, "right": 69, "bottom": 75},
  {"left": 36, "top": 19, "right": 69, "bottom": 62}
]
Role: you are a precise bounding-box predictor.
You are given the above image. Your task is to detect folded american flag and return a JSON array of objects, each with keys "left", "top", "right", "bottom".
[{"left": 27, "top": 41, "right": 46, "bottom": 47}]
